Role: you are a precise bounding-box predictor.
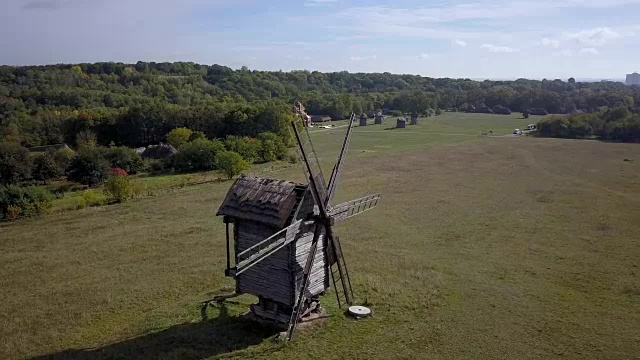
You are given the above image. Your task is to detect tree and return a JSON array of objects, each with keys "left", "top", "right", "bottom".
[
  {"left": 216, "top": 151, "right": 250, "bottom": 179},
  {"left": 568, "top": 77, "right": 576, "bottom": 84},
  {"left": 103, "top": 147, "right": 144, "bottom": 174},
  {"left": 188, "top": 131, "right": 206, "bottom": 142},
  {"left": 53, "top": 147, "right": 75, "bottom": 173},
  {"left": 166, "top": 127, "right": 193, "bottom": 148},
  {"left": 171, "top": 138, "right": 225, "bottom": 173},
  {"left": 224, "top": 136, "right": 259, "bottom": 163},
  {"left": 67, "top": 147, "right": 110, "bottom": 186},
  {"left": 257, "top": 132, "right": 287, "bottom": 162},
  {"left": 0, "top": 142, "right": 31, "bottom": 185},
  {"left": 522, "top": 110, "right": 530, "bottom": 119},
  {"left": 32, "top": 153, "right": 62, "bottom": 183},
  {"left": 76, "top": 129, "right": 97, "bottom": 148}
]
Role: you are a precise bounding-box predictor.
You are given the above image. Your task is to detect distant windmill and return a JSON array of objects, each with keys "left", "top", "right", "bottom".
[{"left": 212, "top": 113, "right": 380, "bottom": 340}]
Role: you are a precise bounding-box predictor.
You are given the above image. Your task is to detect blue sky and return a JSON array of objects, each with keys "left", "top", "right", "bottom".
[{"left": 1, "top": 0, "right": 639, "bottom": 79}]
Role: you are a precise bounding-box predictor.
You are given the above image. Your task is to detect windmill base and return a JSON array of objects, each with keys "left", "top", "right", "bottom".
[{"left": 250, "top": 297, "right": 324, "bottom": 328}]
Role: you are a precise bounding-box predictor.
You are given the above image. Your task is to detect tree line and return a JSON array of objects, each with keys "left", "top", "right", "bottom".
[
  {"left": 2, "top": 62, "right": 640, "bottom": 147},
  {"left": 537, "top": 106, "right": 640, "bottom": 142}
]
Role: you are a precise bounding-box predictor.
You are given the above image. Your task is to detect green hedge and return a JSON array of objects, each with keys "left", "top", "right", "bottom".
[{"left": 0, "top": 185, "right": 53, "bottom": 220}]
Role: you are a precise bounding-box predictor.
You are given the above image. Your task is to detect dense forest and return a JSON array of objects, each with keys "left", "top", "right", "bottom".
[{"left": 2, "top": 61, "right": 640, "bottom": 147}]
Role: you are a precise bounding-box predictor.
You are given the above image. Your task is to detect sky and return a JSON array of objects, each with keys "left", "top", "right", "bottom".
[{"left": 1, "top": 0, "right": 639, "bottom": 79}]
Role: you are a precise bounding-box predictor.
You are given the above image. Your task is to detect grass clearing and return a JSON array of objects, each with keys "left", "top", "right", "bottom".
[{"left": 1, "top": 113, "right": 639, "bottom": 359}]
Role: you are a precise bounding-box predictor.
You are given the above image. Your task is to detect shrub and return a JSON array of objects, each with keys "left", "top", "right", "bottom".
[
  {"left": 0, "top": 185, "right": 53, "bottom": 220},
  {"left": 6, "top": 205, "right": 21, "bottom": 221},
  {"left": 388, "top": 110, "right": 403, "bottom": 117},
  {"left": 188, "top": 131, "right": 206, "bottom": 142},
  {"left": 257, "top": 132, "right": 287, "bottom": 162},
  {"left": 32, "top": 152, "right": 63, "bottom": 183},
  {"left": 0, "top": 142, "right": 32, "bottom": 185},
  {"left": 224, "top": 136, "right": 259, "bottom": 163},
  {"left": 143, "top": 158, "right": 169, "bottom": 174},
  {"left": 82, "top": 189, "right": 107, "bottom": 207},
  {"left": 435, "top": 108, "right": 442, "bottom": 115},
  {"left": 103, "top": 147, "right": 144, "bottom": 174},
  {"left": 166, "top": 127, "right": 193, "bottom": 148},
  {"left": 215, "top": 151, "right": 250, "bottom": 179},
  {"left": 287, "top": 152, "right": 299, "bottom": 164},
  {"left": 53, "top": 147, "right": 76, "bottom": 172},
  {"left": 104, "top": 170, "right": 136, "bottom": 203},
  {"left": 171, "top": 138, "right": 225, "bottom": 173},
  {"left": 67, "top": 147, "right": 110, "bottom": 186}
]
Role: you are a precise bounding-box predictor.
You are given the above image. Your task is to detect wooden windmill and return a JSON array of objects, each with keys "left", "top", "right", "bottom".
[{"left": 214, "top": 114, "right": 380, "bottom": 340}]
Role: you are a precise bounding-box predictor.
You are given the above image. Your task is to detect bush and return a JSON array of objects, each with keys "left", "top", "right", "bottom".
[
  {"left": 0, "top": 142, "right": 32, "bottom": 185},
  {"left": 104, "top": 170, "right": 136, "bottom": 203},
  {"left": 166, "top": 127, "right": 193, "bottom": 148},
  {"left": 143, "top": 158, "right": 169, "bottom": 174},
  {"left": 287, "top": 152, "right": 299, "bottom": 164},
  {"left": 189, "top": 131, "right": 206, "bottom": 142},
  {"left": 224, "top": 136, "right": 259, "bottom": 163},
  {"left": 388, "top": 110, "right": 403, "bottom": 117},
  {"left": 0, "top": 185, "right": 53, "bottom": 220},
  {"left": 171, "top": 138, "right": 225, "bottom": 173},
  {"left": 216, "top": 151, "right": 250, "bottom": 179},
  {"left": 103, "top": 147, "right": 144, "bottom": 174},
  {"left": 53, "top": 147, "right": 76, "bottom": 172},
  {"left": 67, "top": 147, "right": 110, "bottom": 186},
  {"left": 257, "top": 132, "right": 287, "bottom": 162},
  {"left": 32, "top": 152, "right": 63, "bottom": 183},
  {"left": 81, "top": 189, "right": 107, "bottom": 207}
]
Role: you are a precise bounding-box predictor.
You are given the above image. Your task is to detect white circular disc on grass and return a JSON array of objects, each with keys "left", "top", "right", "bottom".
[{"left": 348, "top": 305, "right": 371, "bottom": 318}]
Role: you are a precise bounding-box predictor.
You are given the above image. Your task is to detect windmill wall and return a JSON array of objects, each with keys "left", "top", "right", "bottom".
[
  {"left": 235, "top": 219, "right": 294, "bottom": 305},
  {"left": 226, "top": 187, "right": 329, "bottom": 323}
]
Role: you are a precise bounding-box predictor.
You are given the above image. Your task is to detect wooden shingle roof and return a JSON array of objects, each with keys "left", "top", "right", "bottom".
[{"left": 216, "top": 175, "right": 307, "bottom": 228}]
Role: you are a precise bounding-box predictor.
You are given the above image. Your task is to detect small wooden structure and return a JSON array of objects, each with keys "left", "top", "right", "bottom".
[
  {"left": 359, "top": 114, "right": 368, "bottom": 126},
  {"left": 141, "top": 144, "right": 178, "bottom": 159},
  {"left": 410, "top": 113, "right": 419, "bottom": 125},
  {"left": 397, "top": 117, "right": 406, "bottom": 128},
  {"left": 212, "top": 113, "right": 380, "bottom": 340},
  {"left": 311, "top": 115, "right": 332, "bottom": 123},
  {"left": 374, "top": 111, "right": 384, "bottom": 124}
]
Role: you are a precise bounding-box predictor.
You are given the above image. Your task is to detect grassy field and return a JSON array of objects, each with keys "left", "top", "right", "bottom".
[{"left": 1, "top": 112, "right": 639, "bottom": 359}]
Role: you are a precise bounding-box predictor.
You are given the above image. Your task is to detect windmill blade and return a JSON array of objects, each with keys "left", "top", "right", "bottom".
[
  {"left": 325, "top": 112, "right": 356, "bottom": 206},
  {"left": 328, "top": 193, "right": 381, "bottom": 222},
  {"left": 230, "top": 219, "right": 303, "bottom": 277},
  {"left": 291, "top": 120, "right": 329, "bottom": 212}
]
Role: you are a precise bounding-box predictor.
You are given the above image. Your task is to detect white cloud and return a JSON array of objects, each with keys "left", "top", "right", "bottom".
[
  {"left": 454, "top": 39, "right": 467, "bottom": 47},
  {"left": 580, "top": 47, "right": 599, "bottom": 55},
  {"left": 553, "top": 49, "right": 573, "bottom": 57},
  {"left": 418, "top": 53, "right": 429, "bottom": 59},
  {"left": 304, "top": 0, "right": 338, "bottom": 7},
  {"left": 541, "top": 38, "right": 560, "bottom": 48},
  {"left": 564, "top": 27, "right": 620, "bottom": 46},
  {"left": 350, "top": 55, "right": 377, "bottom": 61},
  {"left": 481, "top": 44, "right": 519, "bottom": 53}
]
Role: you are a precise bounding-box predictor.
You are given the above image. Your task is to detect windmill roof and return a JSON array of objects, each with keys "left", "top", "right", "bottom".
[{"left": 216, "top": 175, "right": 307, "bottom": 228}]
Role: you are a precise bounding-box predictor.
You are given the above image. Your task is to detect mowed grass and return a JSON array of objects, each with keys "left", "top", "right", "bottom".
[{"left": 1, "top": 113, "right": 639, "bottom": 359}]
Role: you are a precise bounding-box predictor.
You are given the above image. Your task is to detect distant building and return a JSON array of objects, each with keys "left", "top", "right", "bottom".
[
  {"left": 626, "top": 72, "right": 640, "bottom": 86},
  {"left": 141, "top": 143, "right": 178, "bottom": 159},
  {"left": 310, "top": 115, "right": 332, "bottom": 123}
]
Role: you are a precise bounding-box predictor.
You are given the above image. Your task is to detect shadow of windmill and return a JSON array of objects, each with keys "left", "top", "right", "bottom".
[{"left": 28, "top": 304, "right": 281, "bottom": 360}]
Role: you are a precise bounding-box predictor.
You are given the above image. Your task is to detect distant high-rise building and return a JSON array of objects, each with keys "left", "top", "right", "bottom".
[{"left": 626, "top": 72, "right": 640, "bottom": 85}]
